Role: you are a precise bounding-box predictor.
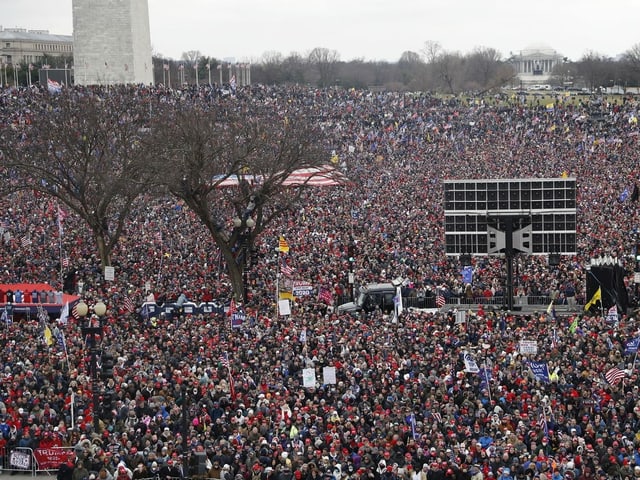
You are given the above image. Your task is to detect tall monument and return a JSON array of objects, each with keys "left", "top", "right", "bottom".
[{"left": 72, "top": 0, "right": 153, "bottom": 85}]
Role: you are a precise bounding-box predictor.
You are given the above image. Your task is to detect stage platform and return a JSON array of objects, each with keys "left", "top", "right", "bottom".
[{"left": 0, "top": 283, "right": 81, "bottom": 319}]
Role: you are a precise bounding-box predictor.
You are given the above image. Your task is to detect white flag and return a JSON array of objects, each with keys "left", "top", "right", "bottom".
[{"left": 58, "top": 302, "right": 69, "bottom": 325}]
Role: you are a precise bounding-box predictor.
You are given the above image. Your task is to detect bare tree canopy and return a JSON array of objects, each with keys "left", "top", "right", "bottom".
[
  {"left": 1, "top": 89, "right": 156, "bottom": 268},
  {"left": 148, "top": 101, "right": 340, "bottom": 300},
  {"left": 308, "top": 47, "right": 341, "bottom": 87}
]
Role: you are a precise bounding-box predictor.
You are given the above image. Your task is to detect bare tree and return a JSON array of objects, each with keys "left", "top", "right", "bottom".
[
  {"left": 182, "top": 50, "right": 201, "bottom": 64},
  {"left": 308, "top": 47, "right": 341, "bottom": 87},
  {"left": 148, "top": 102, "right": 339, "bottom": 301},
  {"left": 422, "top": 40, "right": 443, "bottom": 64},
  {"left": 1, "top": 90, "right": 155, "bottom": 269}
]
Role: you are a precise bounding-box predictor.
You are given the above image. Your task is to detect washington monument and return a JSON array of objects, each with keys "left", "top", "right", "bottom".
[{"left": 72, "top": 0, "right": 153, "bottom": 85}]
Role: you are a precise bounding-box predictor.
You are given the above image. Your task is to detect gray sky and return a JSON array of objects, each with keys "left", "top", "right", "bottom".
[{"left": 2, "top": 0, "right": 639, "bottom": 63}]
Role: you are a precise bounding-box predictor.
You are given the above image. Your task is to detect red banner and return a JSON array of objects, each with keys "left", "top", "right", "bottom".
[{"left": 34, "top": 448, "right": 74, "bottom": 470}]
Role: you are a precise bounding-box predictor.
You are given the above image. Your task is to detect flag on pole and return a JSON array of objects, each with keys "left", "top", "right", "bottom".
[
  {"left": 57, "top": 206, "right": 68, "bottom": 236},
  {"left": 435, "top": 293, "right": 446, "bottom": 308},
  {"left": 220, "top": 352, "right": 230, "bottom": 369},
  {"left": 529, "top": 361, "right": 551, "bottom": 383},
  {"left": 227, "top": 299, "right": 237, "bottom": 317},
  {"left": 43, "top": 325, "right": 54, "bottom": 346},
  {"left": 318, "top": 287, "right": 333, "bottom": 305},
  {"left": 584, "top": 287, "right": 601, "bottom": 311},
  {"left": 539, "top": 411, "right": 549, "bottom": 437},
  {"left": 605, "top": 366, "right": 626, "bottom": 385},
  {"left": 624, "top": 337, "right": 640, "bottom": 355},
  {"left": 56, "top": 329, "right": 67, "bottom": 354},
  {"left": 281, "top": 262, "right": 294, "bottom": 277},
  {"left": 62, "top": 257, "right": 70, "bottom": 268},
  {"left": 123, "top": 296, "right": 135, "bottom": 313},
  {"left": 47, "top": 78, "right": 62, "bottom": 94},
  {"left": 568, "top": 317, "right": 579, "bottom": 334},
  {"left": 58, "top": 302, "right": 69, "bottom": 325},
  {"left": 21, "top": 235, "right": 32, "bottom": 248},
  {"left": 278, "top": 236, "right": 290, "bottom": 253}
]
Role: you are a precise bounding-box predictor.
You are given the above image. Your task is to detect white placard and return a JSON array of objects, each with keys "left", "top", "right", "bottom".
[
  {"left": 519, "top": 340, "right": 538, "bottom": 355},
  {"left": 323, "top": 366, "right": 336, "bottom": 384},
  {"left": 278, "top": 299, "right": 291, "bottom": 316},
  {"left": 104, "top": 266, "right": 115, "bottom": 281},
  {"left": 303, "top": 368, "right": 316, "bottom": 388}
]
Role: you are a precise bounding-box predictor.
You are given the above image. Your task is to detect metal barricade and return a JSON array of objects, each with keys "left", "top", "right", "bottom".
[{"left": 2, "top": 446, "right": 36, "bottom": 476}]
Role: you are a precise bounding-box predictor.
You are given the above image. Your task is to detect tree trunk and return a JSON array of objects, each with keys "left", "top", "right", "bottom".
[
  {"left": 221, "top": 249, "right": 245, "bottom": 302},
  {"left": 95, "top": 234, "right": 111, "bottom": 270}
]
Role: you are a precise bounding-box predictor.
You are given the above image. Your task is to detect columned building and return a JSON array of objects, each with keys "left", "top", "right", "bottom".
[
  {"left": 511, "top": 44, "right": 565, "bottom": 86},
  {"left": 0, "top": 26, "right": 73, "bottom": 65},
  {"left": 72, "top": 0, "right": 153, "bottom": 85}
]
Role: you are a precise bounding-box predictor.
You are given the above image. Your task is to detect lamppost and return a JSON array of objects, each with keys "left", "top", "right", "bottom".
[{"left": 77, "top": 300, "right": 107, "bottom": 433}]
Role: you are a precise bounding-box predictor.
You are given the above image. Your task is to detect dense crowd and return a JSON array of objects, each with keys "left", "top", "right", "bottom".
[{"left": 0, "top": 82, "right": 640, "bottom": 480}]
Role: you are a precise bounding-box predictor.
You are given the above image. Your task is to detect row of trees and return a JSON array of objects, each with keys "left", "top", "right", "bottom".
[
  {"left": 0, "top": 91, "right": 333, "bottom": 301},
  {"left": 161, "top": 41, "right": 640, "bottom": 93},
  {"left": 3, "top": 41, "right": 640, "bottom": 93}
]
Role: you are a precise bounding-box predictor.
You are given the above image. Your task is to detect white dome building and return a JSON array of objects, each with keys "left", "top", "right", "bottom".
[{"left": 511, "top": 43, "right": 565, "bottom": 87}]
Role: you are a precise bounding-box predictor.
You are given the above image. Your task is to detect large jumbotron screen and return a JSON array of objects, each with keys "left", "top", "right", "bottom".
[{"left": 443, "top": 178, "right": 577, "bottom": 256}]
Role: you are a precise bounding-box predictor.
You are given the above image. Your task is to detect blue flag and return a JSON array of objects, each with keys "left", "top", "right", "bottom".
[
  {"left": 529, "top": 361, "right": 550, "bottom": 383},
  {"left": 625, "top": 337, "right": 640, "bottom": 355},
  {"left": 478, "top": 367, "right": 492, "bottom": 390},
  {"left": 619, "top": 187, "right": 630, "bottom": 202},
  {"left": 462, "top": 265, "right": 473, "bottom": 284}
]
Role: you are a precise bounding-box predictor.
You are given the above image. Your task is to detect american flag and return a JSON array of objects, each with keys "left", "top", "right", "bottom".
[
  {"left": 123, "top": 296, "right": 135, "bottom": 313},
  {"left": 220, "top": 352, "right": 230, "bottom": 368},
  {"left": 21, "top": 236, "right": 32, "bottom": 248},
  {"left": 154, "top": 231, "right": 163, "bottom": 243},
  {"left": 539, "top": 411, "right": 549, "bottom": 436},
  {"left": 71, "top": 302, "right": 80, "bottom": 319},
  {"left": 318, "top": 287, "right": 333, "bottom": 305},
  {"left": 281, "top": 263, "right": 294, "bottom": 277},
  {"left": 435, "top": 293, "right": 446, "bottom": 308},
  {"left": 62, "top": 257, "right": 70, "bottom": 268},
  {"left": 605, "top": 366, "right": 626, "bottom": 386}
]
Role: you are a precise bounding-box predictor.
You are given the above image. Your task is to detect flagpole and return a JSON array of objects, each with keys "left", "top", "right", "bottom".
[
  {"left": 275, "top": 248, "right": 280, "bottom": 321},
  {"left": 483, "top": 360, "right": 492, "bottom": 403},
  {"left": 58, "top": 203, "right": 64, "bottom": 291}
]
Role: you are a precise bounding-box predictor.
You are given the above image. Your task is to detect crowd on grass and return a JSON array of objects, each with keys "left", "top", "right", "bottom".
[{"left": 0, "top": 82, "right": 640, "bottom": 480}]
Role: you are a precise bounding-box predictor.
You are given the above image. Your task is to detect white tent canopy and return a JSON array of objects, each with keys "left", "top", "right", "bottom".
[{"left": 213, "top": 165, "right": 348, "bottom": 188}]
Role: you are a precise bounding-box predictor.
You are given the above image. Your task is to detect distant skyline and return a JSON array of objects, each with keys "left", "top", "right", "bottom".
[{"left": 3, "top": 0, "right": 639, "bottom": 63}]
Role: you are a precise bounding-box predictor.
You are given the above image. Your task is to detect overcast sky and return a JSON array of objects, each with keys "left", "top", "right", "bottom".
[{"left": 3, "top": 0, "right": 639, "bottom": 63}]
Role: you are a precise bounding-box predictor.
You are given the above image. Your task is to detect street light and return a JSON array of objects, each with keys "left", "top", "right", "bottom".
[
  {"left": 233, "top": 217, "right": 255, "bottom": 302},
  {"left": 78, "top": 300, "right": 106, "bottom": 433}
]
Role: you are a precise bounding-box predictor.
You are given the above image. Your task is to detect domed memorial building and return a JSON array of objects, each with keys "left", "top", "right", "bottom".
[{"left": 510, "top": 43, "right": 565, "bottom": 87}]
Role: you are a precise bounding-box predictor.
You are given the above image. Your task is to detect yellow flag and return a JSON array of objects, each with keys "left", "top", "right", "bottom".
[
  {"left": 584, "top": 287, "right": 601, "bottom": 311},
  {"left": 279, "top": 291, "right": 294, "bottom": 300},
  {"left": 43, "top": 326, "right": 53, "bottom": 346},
  {"left": 278, "top": 236, "right": 290, "bottom": 253}
]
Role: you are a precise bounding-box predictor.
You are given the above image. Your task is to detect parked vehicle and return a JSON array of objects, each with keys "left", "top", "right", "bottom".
[{"left": 337, "top": 283, "right": 397, "bottom": 314}]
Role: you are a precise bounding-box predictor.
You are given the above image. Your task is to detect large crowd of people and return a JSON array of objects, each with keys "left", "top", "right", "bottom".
[{"left": 0, "top": 82, "right": 640, "bottom": 480}]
